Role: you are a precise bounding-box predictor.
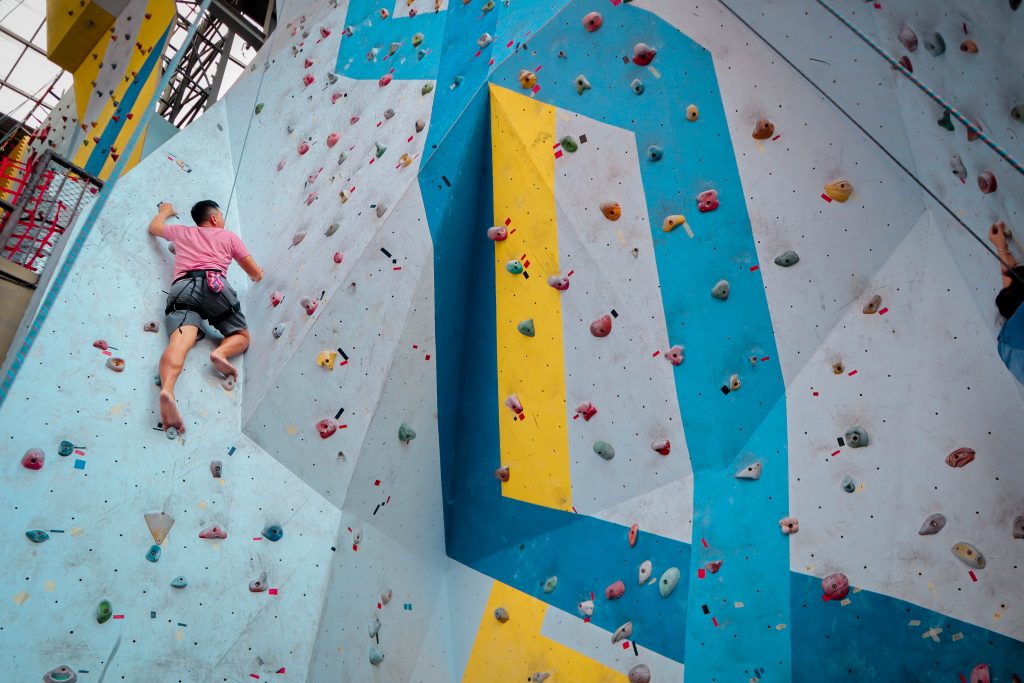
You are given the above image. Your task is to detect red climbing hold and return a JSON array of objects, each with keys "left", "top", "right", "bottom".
[
  {"left": 270, "top": 291, "right": 283, "bottom": 307},
  {"left": 651, "top": 438, "right": 670, "bottom": 456},
  {"left": 327, "top": 132, "right": 340, "bottom": 148},
  {"left": 605, "top": 580, "right": 626, "bottom": 600},
  {"left": 898, "top": 55, "right": 913, "bottom": 72},
  {"left": 822, "top": 572, "right": 849, "bottom": 600},
  {"left": 379, "top": 74, "right": 393, "bottom": 87},
  {"left": 304, "top": 58, "right": 313, "bottom": 68},
  {"left": 548, "top": 275, "right": 570, "bottom": 291},
  {"left": 978, "top": 172, "right": 997, "bottom": 194},
  {"left": 898, "top": 26, "right": 918, "bottom": 51},
  {"left": 317, "top": 419, "right": 338, "bottom": 439},
  {"left": 302, "top": 74, "right": 315, "bottom": 86},
  {"left": 320, "top": 27, "right": 331, "bottom": 38},
  {"left": 697, "top": 189, "right": 719, "bottom": 212},
  {"left": 93, "top": 340, "right": 109, "bottom": 350},
  {"left": 628, "top": 524, "right": 639, "bottom": 547},
  {"left": 590, "top": 314, "right": 612, "bottom": 337},
  {"left": 487, "top": 226, "right": 508, "bottom": 241},
  {"left": 334, "top": 252, "right": 343, "bottom": 264},
  {"left": 971, "top": 664, "right": 991, "bottom": 683},
  {"left": 495, "top": 466, "right": 510, "bottom": 482},
  {"left": 300, "top": 297, "right": 319, "bottom": 315},
  {"left": 632, "top": 43, "right": 656, "bottom": 66},
  {"left": 298, "top": 141, "right": 310, "bottom": 155},
  {"left": 575, "top": 401, "right": 597, "bottom": 421},
  {"left": 582, "top": 11, "right": 602, "bottom": 32},
  {"left": 21, "top": 448, "right": 44, "bottom": 470}
]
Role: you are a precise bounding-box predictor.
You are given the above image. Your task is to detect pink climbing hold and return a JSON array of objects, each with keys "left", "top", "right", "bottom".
[
  {"left": 590, "top": 314, "right": 612, "bottom": 338},
  {"left": 779, "top": 517, "right": 800, "bottom": 535},
  {"left": 302, "top": 74, "right": 315, "bottom": 87},
  {"left": 575, "top": 401, "right": 597, "bottom": 421},
  {"left": 334, "top": 252, "right": 343, "bottom": 264},
  {"left": 605, "top": 580, "right": 626, "bottom": 600},
  {"left": 93, "top": 340, "right": 109, "bottom": 350},
  {"left": 487, "top": 226, "right": 508, "bottom": 241},
  {"left": 327, "top": 132, "right": 340, "bottom": 148},
  {"left": 665, "top": 345, "right": 684, "bottom": 365},
  {"left": 652, "top": 438, "right": 670, "bottom": 456},
  {"left": 898, "top": 26, "right": 918, "bottom": 51},
  {"left": 971, "top": 664, "right": 991, "bottom": 683},
  {"left": 379, "top": 8, "right": 389, "bottom": 18},
  {"left": 298, "top": 141, "right": 310, "bottom": 155},
  {"left": 270, "top": 291, "right": 283, "bottom": 307},
  {"left": 505, "top": 394, "right": 524, "bottom": 414},
  {"left": 946, "top": 447, "right": 976, "bottom": 468},
  {"left": 199, "top": 525, "right": 227, "bottom": 540},
  {"left": 697, "top": 189, "right": 719, "bottom": 212},
  {"left": 300, "top": 296, "right": 319, "bottom": 315},
  {"left": 495, "top": 466, "right": 510, "bottom": 482},
  {"left": 379, "top": 74, "right": 393, "bottom": 87},
  {"left": 822, "top": 572, "right": 849, "bottom": 600},
  {"left": 978, "top": 172, "right": 997, "bottom": 194},
  {"left": 332, "top": 93, "right": 343, "bottom": 104},
  {"left": 317, "top": 419, "right": 338, "bottom": 439},
  {"left": 320, "top": 27, "right": 330, "bottom": 38},
  {"left": 21, "top": 448, "right": 44, "bottom": 470},
  {"left": 276, "top": 160, "right": 286, "bottom": 172},
  {"left": 548, "top": 275, "right": 570, "bottom": 291},
  {"left": 582, "top": 11, "right": 602, "bottom": 32},
  {"left": 350, "top": 116, "right": 359, "bottom": 125},
  {"left": 632, "top": 43, "right": 656, "bottom": 66},
  {"left": 304, "top": 58, "right": 313, "bottom": 68}
]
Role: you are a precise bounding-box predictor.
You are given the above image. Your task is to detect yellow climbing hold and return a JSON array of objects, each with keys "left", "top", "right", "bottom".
[
  {"left": 518, "top": 70, "right": 537, "bottom": 89},
  {"left": 662, "top": 214, "right": 686, "bottom": 232},
  {"left": 824, "top": 180, "right": 853, "bottom": 202},
  {"left": 685, "top": 104, "right": 699, "bottom": 121},
  {"left": 317, "top": 350, "right": 338, "bottom": 370}
]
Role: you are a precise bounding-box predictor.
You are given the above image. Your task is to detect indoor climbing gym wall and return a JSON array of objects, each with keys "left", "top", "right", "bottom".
[{"left": 1, "top": 0, "right": 1023, "bottom": 682}]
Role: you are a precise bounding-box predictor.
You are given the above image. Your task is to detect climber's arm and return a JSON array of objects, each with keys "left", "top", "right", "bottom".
[
  {"left": 148, "top": 203, "right": 178, "bottom": 238},
  {"left": 238, "top": 255, "right": 264, "bottom": 283}
]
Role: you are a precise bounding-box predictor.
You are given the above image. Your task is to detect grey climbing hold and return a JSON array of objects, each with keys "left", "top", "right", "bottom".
[
  {"left": 26, "top": 530, "right": 49, "bottom": 543},
  {"left": 593, "top": 441, "right": 615, "bottom": 460},
  {"left": 144, "top": 511, "right": 175, "bottom": 545},
  {"left": 560, "top": 136, "right": 578, "bottom": 153},
  {"left": 575, "top": 74, "right": 591, "bottom": 94},
  {"left": 368, "top": 645, "right": 384, "bottom": 666},
  {"left": 1013, "top": 515, "right": 1024, "bottom": 539},
  {"left": 628, "top": 664, "right": 652, "bottom": 683},
  {"left": 735, "top": 462, "right": 762, "bottom": 480},
  {"left": 249, "top": 571, "right": 268, "bottom": 592},
  {"left": 368, "top": 615, "right": 381, "bottom": 637},
  {"left": 478, "top": 33, "right": 493, "bottom": 48},
  {"left": 143, "top": 320, "right": 159, "bottom": 333},
  {"left": 376, "top": 202, "right": 387, "bottom": 218},
  {"left": 647, "top": 145, "right": 663, "bottom": 161},
  {"left": 774, "top": 250, "right": 799, "bottom": 267},
  {"left": 43, "top": 666, "right": 77, "bottom": 683},
  {"left": 542, "top": 576, "right": 558, "bottom": 593},
  {"left": 630, "top": 78, "right": 645, "bottom": 95},
  {"left": 841, "top": 475, "right": 856, "bottom": 493},
  {"left": 517, "top": 319, "right": 535, "bottom": 337},
  {"left": 171, "top": 576, "right": 188, "bottom": 588},
  {"left": 262, "top": 524, "right": 284, "bottom": 542},
  {"left": 950, "top": 153, "right": 967, "bottom": 179},
  {"left": 951, "top": 542, "right": 985, "bottom": 569},
  {"left": 325, "top": 222, "right": 340, "bottom": 237},
  {"left": 398, "top": 423, "right": 416, "bottom": 443},
  {"left": 166, "top": 427, "right": 178, "bottom": 439},
  {"left": 210, "top": 460, "right": 222, "bottom": 477},
  {"left": 1012, "top": 104, "right": 1024, "bottom": 122},
  {"left": 58, "top": 440, "right": 74, "bottom": 456},
  {"left": 863, "top": 294, "right": 882, "bottom": 314},
  {"left": 221, "top": 375, "right": 236, "bottom": 391},
  {"left": 381, "top": 588, "right": 393, "bottom": 605},
  {"left": 272, "top": 324, "right": 286, "bottom": 339},
  {"left": 494, "top": 607, "right": 510, "bottom": 622},
  {"left": 918, "top": 513, "right": 947, "bottom": 536},
  {"left": 612, "top": 621, "right": 633, "bottom": 643},
  {"left": 145, "top": 544, "right": 161, "bottom": 562},
  {"left": 923, "top": 32, "right": 945, "bottom": 56},
  {"left": 415, "top": 119, "right": 426, "bottom": 133},
  {"left": 844, "top": 427, "right": 869, "bottom": 448},
  {"left": 659, "top": 566, "right": 680, "bottom": 597},
  {"left": 97, "top": 599, "right": 112, "bottom": 624},
  {"left": 383, "top": 108, "right": 395, "bottom": 120},
  {"left": 639, "top": 559, "right": 652, "bottom": 585},
  {"left": 530, "top": 674, "right": 549, "bottom": 683},
  {"left": 711, "top": 279, "right": 730, "bottom": 300}
]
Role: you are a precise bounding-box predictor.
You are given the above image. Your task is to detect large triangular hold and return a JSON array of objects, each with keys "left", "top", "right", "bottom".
[
  {"left": 734, "top": 462, "right": 763, "bottom": 480},
  {"left": 144, "top": 512, "right": 175, "bottom": 545}
]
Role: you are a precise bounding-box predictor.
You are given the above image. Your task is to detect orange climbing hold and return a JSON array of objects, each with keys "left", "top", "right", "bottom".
[
  {"left": 960, "top": 39, "right": 979, "bottom": 53},
  {"left": 600, "top": 201, "right": 622, "bottom": 221},
  {"left": 752, "top": 118, "right": 775, "bottom": 139},
  {"left": 518, "top": 70, "right": 537, "bottom": 89},
  {"left": 628, "top": 523, "right": 639, "bottom": 547}
]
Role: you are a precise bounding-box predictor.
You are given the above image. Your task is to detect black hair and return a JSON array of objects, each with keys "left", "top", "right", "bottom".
[
  {"left": 997, "top": 266, "right": 1024, "bottom": 319},
  {"left": 191, "top": 200, "right": 220, "bottom": 225}
]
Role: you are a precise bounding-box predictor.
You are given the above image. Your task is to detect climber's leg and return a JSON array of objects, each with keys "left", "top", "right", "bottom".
[{"left": 159, "top": 325, "right": 200, "bottom": 433}]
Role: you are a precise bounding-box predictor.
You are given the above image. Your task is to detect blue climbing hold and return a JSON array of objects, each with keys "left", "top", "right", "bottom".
[
  {"left": 171, "top": 576, "right": 188, "bottom": 588},
  {"left": 58, "top": 440, "right": 74, "bottom": 456},
  {"left": 26, "top": 530, "right": 50, "bottom": 543},
  {"left": 262, "top": 524, "right": 284, "bottom": 542},
  {"left": 646, "top": 145, "right": 663, "bottom": 162},
  {"left": 146, "top": 544, "right": 161, "bottom": 562}
]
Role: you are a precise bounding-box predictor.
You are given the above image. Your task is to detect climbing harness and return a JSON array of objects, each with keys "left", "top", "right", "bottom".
[{"left": 164, "top": 269, "right": 240, "bottom": 333}]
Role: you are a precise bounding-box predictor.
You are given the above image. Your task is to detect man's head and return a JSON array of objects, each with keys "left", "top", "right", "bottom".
[{"left": 191, "top": 200, "right": 224, "bottom": 228}]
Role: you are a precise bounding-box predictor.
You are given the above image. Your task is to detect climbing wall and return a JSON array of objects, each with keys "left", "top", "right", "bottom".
[{"left": 2, "top": 0, "right": 1024, "bottom": 681}]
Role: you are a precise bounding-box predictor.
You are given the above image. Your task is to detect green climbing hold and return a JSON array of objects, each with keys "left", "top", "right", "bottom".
[
  {"left": 938, "top": 109, "right": 955, "bottom": 131},
  {"left": 170, "top": 576, "right": 188, "bottom": 588},
  {"left": 774, "top": 250, "right": 799, "bottom": 267},
  {"left": 26, "top": 530, "right": 49, "bottom": 543},
  {"left": 58, "top": 440, "right": 74, "bottom": 456},
  {"left": 506, "top": 260, "right": 524, "bottom": 275},
  {"left": 255, "top": 103, "right": 264, "bottom": 115},
  {"left": 145, "top": 544, "right": 161, "bottom": 562},
  {"left": 374, "top": 142, "right": 387, "bottom": 158},
  {"left": 417, "top": 49, "right": 428, "bottom": 61},
  {"left": 421, "top": 82, "right": 434, "bottom": 95},
  {"left": 96, "top": 599, "right": 112, "bottom": 624},
  {"left": 543, "top": 576, "right": 558, "bottom": 593},
  {"left": 593, "top": 441, "right": 615, "bottom": 460},
  {"left": 398, "top": 423, "right": 416, "bottom": 443},
  {"left": 560, "top": 136, "right": 578, "bottom": 153},
  {"left": 517, "top": 319, "right": 536, "bottom": 337}
]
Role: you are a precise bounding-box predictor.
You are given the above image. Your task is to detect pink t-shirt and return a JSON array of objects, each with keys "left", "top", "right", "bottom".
[{"left": 163, "top": 224, "right": 250, "bottom": 282}]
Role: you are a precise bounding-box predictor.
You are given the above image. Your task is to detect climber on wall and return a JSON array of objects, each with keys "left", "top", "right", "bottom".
[
  {"left": 989, "top": 221, "right": 1024, "bottom": 383},
  {"left": 148, "top": 200, "right": 264, "bottom": 433}
]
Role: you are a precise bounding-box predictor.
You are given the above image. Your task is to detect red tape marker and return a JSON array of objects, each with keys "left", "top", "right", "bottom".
[
  {"left": 712, "top": 617, "right": 719, "bottom": 627},
  {"left": 701, "top": 537, "right": 708, "bottom": 548},
  {"left": 697, "top": 568, "right": 706, "bottom": 579},
  {"left": 821, "top": 193, "right": 832, "bottom": 203},
  {"left": 622, "top": 641, "right": 630, "bottom": 649},
  {"left": 878, "top": 307, "right": 889, "bottom": 315},
  {"left": 847, "top": 370, "right": 858, "bottom": 376},
  {"left": 969, "top": 571, "right": 977, "bottom": 582},
  {"left": 269, "top": 588, "right": 278, "bottom": 595},
  {"left": 831, "top": 450, "right": 841, "bottom": 457},
  {"left": 750, "top": 265, "right": 759, "bottom": 272},
  {"left": 812, "top": 391, "right": 819, "bottom": 397}
]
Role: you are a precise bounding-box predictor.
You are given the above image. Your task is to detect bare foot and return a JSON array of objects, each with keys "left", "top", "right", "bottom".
[
  {"left": 210, "top": 350, "right": 238, "bottom": 381},
  {"left": 159, "top": 390, "right": 185, "bottom": 433}
]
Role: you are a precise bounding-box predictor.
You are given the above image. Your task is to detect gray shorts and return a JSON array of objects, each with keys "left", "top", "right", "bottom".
[{"left": 165, "top": 274, "right": 247, "bottom": 340}]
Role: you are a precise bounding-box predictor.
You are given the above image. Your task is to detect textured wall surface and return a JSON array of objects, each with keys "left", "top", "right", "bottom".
[{"left": 2, "top": 0, "right": 1023, "bottom": 681}]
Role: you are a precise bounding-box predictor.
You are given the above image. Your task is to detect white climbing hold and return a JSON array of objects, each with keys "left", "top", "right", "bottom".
[
  {"left": 735, "top": 461, "right": 762, "bottom": 480},
  {"left": 638, "top": 559, "right": 652, "bottom": 585}
]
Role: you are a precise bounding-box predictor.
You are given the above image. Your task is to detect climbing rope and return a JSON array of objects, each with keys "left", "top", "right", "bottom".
[
  {"left": 0, "top": 0, "right": 215, "bottom": 406},
  {"left": 717, "top": 0, "right": 1024, "bottom": 282}
]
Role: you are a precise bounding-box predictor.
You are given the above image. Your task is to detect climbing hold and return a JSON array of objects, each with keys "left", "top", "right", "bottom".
[
  {"left": 249, "top": 571, "right": 268, "bottom": 592},
  {"left": 415, "top": 119, "right": 426, "bottom": 133},
  {"left": 368, "top": 615, "right": 381, "bottom": 638},
  {"left": 548, "top": 275, "right": 570, "bottom": 291},
  {"left": 898, "top": 55, "right": 913, "bottom": 73},
  {"left": 824, "top": 180, "right": 853, "bottom": 202},
  {"left": 43, "top": 666, "right": 77, "bottom": 683},
  {"left": 477, "top": 33, "right": 493, "bottom": 48},
  {"left": 662, "top": 215, "right": 686, "bottom": 232},
  {"left": 106, "top": 357, "right": 125, "bottom": 372},
  {"left": 1012, "top": 515, "right": 1024, "bottom": 539},
  {"left": 543, "top": 576, "right": 558, "bottom": 593},
  {"left": 822, "top": 572, "right": 849, "bottom": 600},
  {"left": 481, "top": 0, "right": 494, "bottom": 11},
  {"left": 605, "top": 580, "right": 625, "bottom": 600},
  {"left": 779, "top": 516, "right": 799, "bottom": 534},
  {"left": 26, "top": 530, "right": 49, "bottom": 543},
  {"left": 576, "top": 401, "right": 597, "bottom": 420},
  {"left": 375, "top": 203, "right": 387, "bottom": 218},
  {"left": 960, "top": 39, "right": 979, "bottom": 53},
  {"left": 612, "top": 621, "right": 633, "bottom": 643},
  {"left": 58, "top": 440, "right": 74, "bottom": 457},
  {"left": 517, "top": 319, "right": 535, "bottom": 337},
  {"left": 638, "top": 560, "right": 652, "bottom": 585},
  {"left": 628, "top": 523, "right": 639, "bottom": 547},
  {"left": 398, "top": 423, "right": 417, "bottom": 444},
  {"left": 593, "top": 441, "right": 615, "bottom": 460},
  {"left": 1012, "top": 104, "right": 1024, "bottom": 121},
  {"left": 651, "top": 438, "right": 671, "bottom": 456},
  {"left": 946, "top": 447, "right": 975, "bottom": 468},
  {"left": 951, "top": 542, "right": 986, "bottom": 569},
  {"left": 862, "top": 294, "right": 882, "bottom": 314},
  {"left": 144, "top": 511, "right": 175, "bottom": 545},
  {"left": 844, "top": 427, "right": 869, "bottom": 448},
  {"left": 421, "top": 82, "right": 434, "bottom": 95},
  {"left": 334, "top": 252, "right": 343, "bottom": 264},
  {"left": 711, "top": 280, "right": 730, "bottom": 300},
  {"left": 96, "top": 599, "right": 112, "bottom": 624},
  {"left": 631, "top": 78, "right": 645, "bottom": 95},
  {"left": 752, "top": 118, "right": 775, "bottom": 139},
  {"left": 297, "top": 141, "right": 309, "bottom": 155},
  {"left": 411, "top": 32, "right": 424, "bottom": 47},
  {"left": 938, "top": 109, "right": 955, "bottom": 131},
  {"left": 971, "top": 664, "right": 991, "bottom": 683},
  {"left": 166, "top": 427, "right": 178, "bottom": 439},
  {"left": 486, "top": 226, "right": 508, "bottom": 241},
  {"left": 665, "top": 345, "right": 684, "bottom": 365},
  {"left": 495, "top": 466, "right": 510, "bottom": 482},
  {"left": 596, "top": 200, "right": 624, "bottom": 222},
  {"left": 578, "top": 599, "right": 594, "bottom": 616},
  {"left": 93, "top": 340, "right": 109, "bottom": 351},
  {"left": 145, "top": 544, "right": 161, "bottom": 562},
  {"left": 841, "top": 475, "right": 856, "bottom": 493},
  {"left": 697, "top": 189, "right": 719, "bottom": 212},
  {"left": 143, "top": 320, "right": 159, "bottom": 333},
  {"left": 729, "top": 374, "right": 741, "bottom": 390},
  {"left": 918, "top": 513, "right": 947, "bottom": 536},
  {"left": 575, "top": 74, "right": 591, "bottom": 94},
  {"left": 210, "top": 460, "right": 222, "bottom": 478},
  {"left": 316, "top": 350, "right": 337, "bottom": 370},
  {"left": 950, "top": 153, "right": 967, "bottom": 179},
  {"left": 383, "top": 108, "right": 395, "bottom": 120},
  {"left": 506, "top": 260, "right": 524, "bottom": 275},
  {"left": 659, "top": 567, "right": 680, "bottom": 597},
  {"left": 628, "top": 664, "right": 652, "bottom": 683},
  {"left": 270, "top": 290, "right": 283, "bottom": 307},
  {"left": 832, "top": 361, "right": 844, "bottom": 375},
  {"left": 262, "top": 524, "right": 284, "bottom": 542},
  {"left": 706, "top": 560, "right": 723, "bottom": 574},
  {"left": 898, "top": 25, "right": 918, "bottom": 51},
  {"left": 978, "top": 172, "right": 997, "bottom": 194},
  {"left": 647, "top": 145, "right": 663, "bottom": 161},
  {"left": 633, "top": 42, "right": 656, "bottom": 66},
  {"left": 735, "top": 462, "right": 762, "bottom": 480},
  {"left": 685, "top": 104, "right": 699, "bottom": 122},
  {"left": 924, "top": 32, "right": 945, "bottom": 55},
  {"left": 582, "top": 11, "right": 602, "bottom": 31},
  {"left": 326, "top": 132, "right": 340, "bottom": 148},
  {"left": 199, "top": 525, "right": 227, "bottom": 540},
  {"left": 560, "top": 136, "right": 578, "bottom": 153},
  {"left": 272, "top": 324, "right": 286, "bottom": 339},
  {"left": 530, "top": 674, "right": 549, "bottom": 683},
  {"left": 374, "top": 141, "right": 387, "bottom": 158},
  {"left": 518, "top": 70, "right": 537, "bottom": 89},
  {"left": 774, "top": 250, "right": 799, "bottom": 267},
  {"left": 21, "top": 448, "right": 44, "bottom": 470},
  {"left": 494, "top": 606, "right": 509, "bottom": 622},
  {"left": 299, "top": 296, "right": 319, "bottom": 315},
  {"left": 291, "top": 231, "right": 306, "bottom": 247},
  {"left": 590, "top": 314, "right": 612, "bottom": 337},
  {"left": 223, "top": 375, "right": 236, "bottom": 390},
  {"left": 505, "top": 394, "right": 523, "bottom": 414}
]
